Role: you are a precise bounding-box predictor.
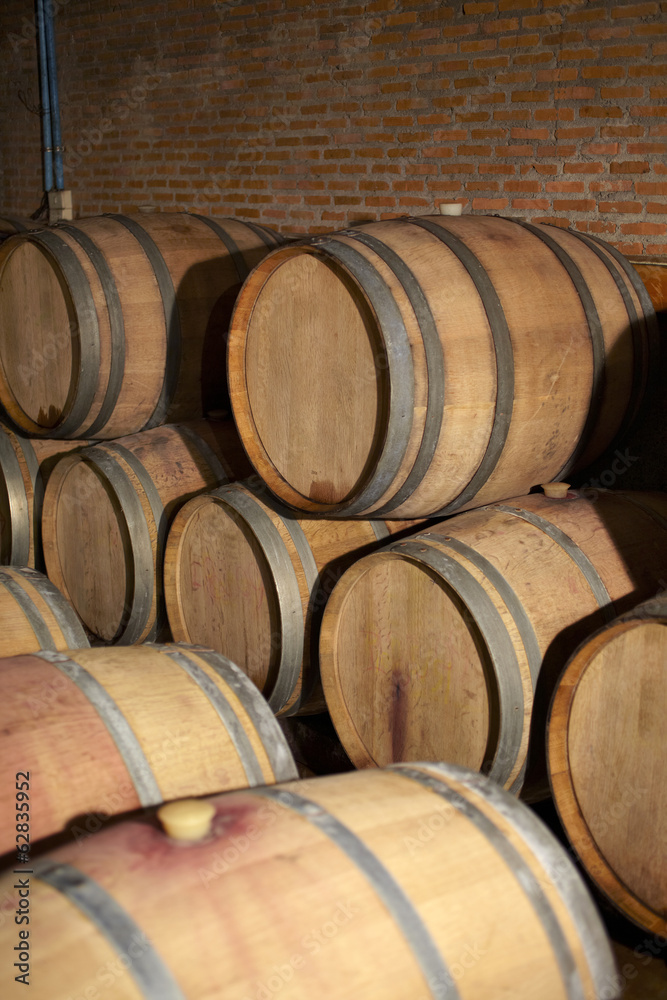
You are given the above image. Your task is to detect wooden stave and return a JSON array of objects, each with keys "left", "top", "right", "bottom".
[
  {"left": 41, "top": 421, "right": 252, "bottom": 644},
  {"left": 318, "top": 489, "right": 667, "bottom": 794},
  {"left": 0, "top": 643, "right": 297, "bottom": 854},
  {"left": 547, "top": 594, "right": 667, "bottom": 935},
  {"left": 0, "top": 423, "right": 89, "bottom": 567},
  {"left": 0, "top": 763, "right": 617, "bottom": 1000},
  {"left": 0, "top": 565, "right": 88, "bottom": 656},
  {"left": 163, "top": 480, "right": 415, "bottom": 717},
  {"left": 0, "top": 214, "right": 285, "bottom": 440},
  {"left": 228, "top": 216, "right": 656, "bottom": 519}
]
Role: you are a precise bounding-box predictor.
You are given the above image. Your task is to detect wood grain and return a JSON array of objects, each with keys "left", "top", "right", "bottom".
[
  {"left": 0, "top": 643, "right": 296, "bottom": 854},
  {"left": 320, "top": 488, "right": 667, "bottom": 794},
  {"left": 548, "top": 593, "right": 667, "bottom": 934},
  {"left": 0, "top": 214, "right": 282, "bottom": 438},
  {"left": 42, "top": 420, "right": 252, "bottom": 642},
  {"left": 0, "top": 764, "right": 616, "bottom": 1000},
  {"left": 228, "top": 216, "right": 654, "bottom": 518},
  {"left": 164, "top": 480, "right": 421, "bottom": 715}
]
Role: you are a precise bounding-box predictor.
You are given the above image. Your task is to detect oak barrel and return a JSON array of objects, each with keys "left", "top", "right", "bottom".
[
  {"left": 0, "top": 763, "right": 618, "bottom": 999},
  {"left": 319, "top": 488, "right": 667, "bottom": 793},
  {"left": 228, "top": 216, "right": 657, "bottom": 518},
  {"left": 548, "top": 592, "right": 667, "bottom": 935},
  {"left": 163, "top": 479, "right": 421, "bottom": 716},
  {"left": 0, "top": 216, "right": 42, "bottom": 237},
  {"left": 626, "top": 255, "right": 667, "bottom": 332},
  {"left": 0, "top": 422, "right": 89, "bottom": 567},
  {"left": 0, "top": 212, "right": 284, "bottom": 438},
  {"left": 42, "top": 420, "right": 252, "bottom": 644},
  {"left": 0, "top": 643, "right": 297, "bottom": 854},
  {"left": 0, "top": 566, "right": 88, "bottom": 657}
]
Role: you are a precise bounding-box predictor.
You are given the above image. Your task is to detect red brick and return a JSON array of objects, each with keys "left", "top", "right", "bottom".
[
  {"left": 545, "top": 181, "right": 586, "bottom": 193},
  {"left": 610, "top": 161, "right": 651, "bottom": 174},
  {"left": 472, "top": 197, "right": 510, "bottom": 209},
  {"left": 552, "top": 199, "right": 597, "bottom": 211},
  {"left": 564, "top": 162, "right": 605, "bottom": 174},
  {"left": 512, "top": 198, "right": 549, "bottom": 208},
  {"left": 620, "top": 221, "right": 667, "bottom": 233},
  {"left": 606, "top": 201, "right": 644, "bottom": 213}
]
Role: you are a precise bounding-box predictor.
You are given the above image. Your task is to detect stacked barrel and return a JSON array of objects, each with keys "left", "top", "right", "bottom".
[
  {"left": 0, "top": 212, "right": 300, "bottom": 853},
  {"left": 0, "top": 210, "right": 663, "bottom": 997}
]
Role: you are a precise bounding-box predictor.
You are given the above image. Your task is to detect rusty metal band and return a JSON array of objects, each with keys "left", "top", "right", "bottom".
[
  {"left": 105, "top": 215, "right": 181, "bottom": 430},
  {"left": 509, "top": 222, "right": 606, "bottom": 479},
  {"left": 83, "top": 447, "right": 154, "bottom": 644},
  {"left": 390, "top": 539, "right": 524, "bottom": 786},
  {"left": 270, "top": 500, "right": 321, "bottom": 715},
  {"left": 491, "top": 504, "right": 615, "bottom": 622},
  {"left": 189, "top": 213, "right": 250, "bottom": 283},
  {"left": 149, "top": 643, "right": 265, "bottom": 786},
  {"left": 55, "top": 223, "right": 127, "bottom": 437},
  {"left": 241, "top": 219, "right": 283, "bottom": 247},
  {"left": 34, "top": 861, "right": 184, "bottom": 999},
  {"left": 404, "top": 218, "right": 515, "bottom": 518},
  {"left": 14, "top": 565, "right": 89, "bottom": 649},
  {"left": 337, "top": 229, "right": 445, "bottom": 515},
  {"left": 175, "top": 423, "right": 230, "bottom": 483},
  {"left": 187, "top": 644, "right": 299, "bottom": 780},
  {"left": 574, "top": 230, "right": 660, "bottom": 435},
  {"left": 255, "top": 786, "right": 460, "bottom": 1000},
  {"left": 28, "top": 229, "right": 101, "bottom": 437},
  {"left": 0, "top": 569, "right": 55, "bottom": 649},
  {"left": 0, "top": 427, "right": 31, "bottom": 564},
  {"left": 105, "top": 443, "right": 167, "bottom": 642},
  {"left": 392, "top": 764, "right": 600, "bottom": 1000},
  {"left": 306, "top": 237, "right": 415, "bottom": 515},
  {"left": 370, "top": 520, "right": 391, "bottom": 541},
  {"left": 209, "top": 485, "right": 305, "bottom": 713},
  {"left": 13, "top": 432, "right": 44, "bottom": 565},
  {"left": 3, "top": 216, "right": 28, "bottom": 232},
  {"left": 34, "top": 649, "right": 162, "bottom": 806},
  {"left": 418, "top": 532, "right": 542, "bottom": 687}
]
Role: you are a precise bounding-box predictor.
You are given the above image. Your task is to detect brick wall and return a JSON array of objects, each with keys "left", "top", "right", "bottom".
[{"left": 0, "top": 0, "right": 665, "bottom": 251}]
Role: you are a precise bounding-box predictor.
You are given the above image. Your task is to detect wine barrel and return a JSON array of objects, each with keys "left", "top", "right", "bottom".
[
  {"left": 627, "top": 255, "right": 667, "bottom": 331},
  {"left": 0, "top": 212, "right": 284, "bottom": 439},
  {"left": 0, "top": 215, "right": 42, "bottom": 237},
  {"left": 0, "top": 763, "right": 617, "bottom": 1000},
  {"left": 0, "top": 422, "right": 89, "bottom": 567},
  {"left": 0, "top": 566, "right": 88, "bottom": 656},
  {"left": 42, "top": 420, "right": 252, "bottom": 644},
  {"left": 228, "top": 216, "right": 657, "bottom": 518},
  {"left": 0, "top": 642, "right": 297, "bottom": 854},
  {"left": 163, "top": 480, "right": 422, "bottom": 716},
  {"left": 319, "top": 488, "right": 667, "bottom": 794},
  {"left": 548, "top": 592, "right": 667, "bottom": 935}
]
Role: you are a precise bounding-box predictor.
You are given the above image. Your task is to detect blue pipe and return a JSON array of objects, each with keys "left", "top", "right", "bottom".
[
  {"left": 43, "top": 0, "right": 64, "bottom": 190},
  {"left": 35, "top": 0, "right": 53, "bottom": 192}
]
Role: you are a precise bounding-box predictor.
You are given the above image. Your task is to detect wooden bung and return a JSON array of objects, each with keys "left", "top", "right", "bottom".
[
  {"left": 0, "top": 643, "right": 297, "bottom": 854},
  {"left": 163, "top": 479, "right": 423, "bottom": 716},
  {"left": 41, "top": 420, "right": 252, "bottom": 644},
  {"left": 0, "top": 566, "right": 88, "bottom": 657},
  {"left": 548, "top": 592, "right": 667, "bottom": 935},
  {"left": 0, "top": 421, "right": 89, "bottom": 567},
  {"left": 0, "top": 764, "right": 618, "bottom": 1000},
  {"left": 319, "top": 489, "right": 667, "bottom": 795},
  {"left": 0, "top": 212, "right": 284, "bottom": 439},
  {"left": 228, "top": 215, "right": 657, "bottom": 518}
]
